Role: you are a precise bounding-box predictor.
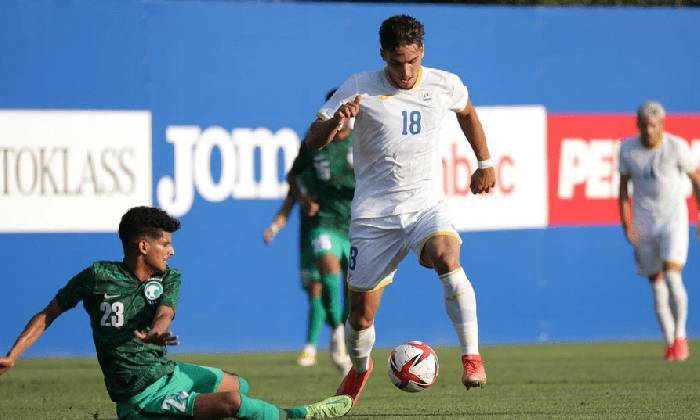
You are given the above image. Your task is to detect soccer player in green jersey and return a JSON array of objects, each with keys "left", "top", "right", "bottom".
[
  {"left": 0, "top": 206, "right": 352, "bottom": 419},
  {"left": 287, "top": 88, "right": 356, "bottom": 375},
  {"left": 263, "top": 174, "right": 330, "bottom": 368}
]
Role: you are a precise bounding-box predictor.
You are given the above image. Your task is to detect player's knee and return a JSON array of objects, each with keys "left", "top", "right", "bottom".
[
  {"left": 348, "top": 311, "right": 374, "bottom": 330},
  {"left": 431, "top": 253, "right": 460, "bottom": 275}
]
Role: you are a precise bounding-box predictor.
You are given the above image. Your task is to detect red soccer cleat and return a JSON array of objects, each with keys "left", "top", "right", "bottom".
[
  {"left": 674, "top": 338, "right": 689, "bottom": 361},
  {"left": 664, "top": 344, "right": 676, "bottom": 362},
  {"left": 462, "top": 354, "right": 487, "bottom": 388},
  {"left": 336, "top": 359, "right": 373, "bottom": 406}
]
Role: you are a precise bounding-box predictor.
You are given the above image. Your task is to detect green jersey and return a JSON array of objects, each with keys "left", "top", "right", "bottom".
[
  {"left": 298, "top": 167, "right": 318, "bottom": 242},
  {"left": 291, "top": 138, "right": 355, "bottom": 232},
  {"left": 55, "top": 261, "right": 181, "bottom": 402}
]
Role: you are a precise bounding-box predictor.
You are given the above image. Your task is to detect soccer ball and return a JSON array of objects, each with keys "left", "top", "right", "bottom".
[{"left": 387, "top": 341, "right": 439, "bottom": 392}]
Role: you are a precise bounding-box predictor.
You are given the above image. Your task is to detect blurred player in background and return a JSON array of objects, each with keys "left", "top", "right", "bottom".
[
  {"left": 618, "top": 100, "right": 700, "bottom": 362},
  {"left": 0, "top": 206, "right": 351, "bottom": 419},
  {"left": 305, "top": 15, "right": 496, "bottom": 407},
  {"left": 263, "top": 173, "right": 331, "bottom": 368},
  {"left": 287, "top": 88, "right": 355, "bottom": 375}
]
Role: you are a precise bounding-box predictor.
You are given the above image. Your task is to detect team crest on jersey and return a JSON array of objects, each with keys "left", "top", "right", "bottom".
[
  {"left": 144, "top": 279, "right": 163, "bottom": 304},
  {"left": 422, "top": 90, "right": 432, "bottom": 102}
]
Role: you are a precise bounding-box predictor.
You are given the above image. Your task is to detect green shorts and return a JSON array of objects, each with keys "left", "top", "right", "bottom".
[
  {"left": 311, "top": 226, "right": 350, "bottom": 268},
  {"left": 300, "top": 233, "right": 321, "bottom": 288},
  {"left": 116, "top": 362, "right": 223, "bottom": 419}
]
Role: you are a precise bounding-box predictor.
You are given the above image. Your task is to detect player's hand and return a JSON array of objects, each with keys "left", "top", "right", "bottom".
[
  {"left": 134, "top": 329, "right": 179, "bottom": 346},
  {"left": 263, "top": 224, "right": 280, "bottom": 245},
  {"left": 623, "top": 225, "right": 638, "bottom": 245},
  {"left": 470, "top": 167, "right": 496, "bottom": 194},
  {"left": 332, "top": 96, "right": 361, "bottom": 131},
  {"left": 301, "top": 196, "right": 320, "bottom": 217},
  {"left": 0, "top": 357, "right": 15, "bottom": 375}
]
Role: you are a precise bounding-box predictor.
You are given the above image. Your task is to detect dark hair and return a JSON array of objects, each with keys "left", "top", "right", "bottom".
[
  {"left": 118, "top": 206, "right": 180, "bottom": 252},
  {"left": 379, "top": 15, "right": 425, "bottom": 52},
  {"left": 325, "top": 88, "right": 338, "bottom": 102}
]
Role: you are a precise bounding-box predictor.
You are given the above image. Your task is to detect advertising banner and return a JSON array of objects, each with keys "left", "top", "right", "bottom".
[
  {"left": 442, "top": 106, "right": 548, "bottom": 231},
  {"left": 548, "top": 114, "right": 700, "bottom": 226},
  {"left": 0, "top": 111, "right": 152, "bottom": 232}
]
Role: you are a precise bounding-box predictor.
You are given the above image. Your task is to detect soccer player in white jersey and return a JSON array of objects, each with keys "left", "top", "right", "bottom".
[
  {"left": 304, "top": 15, "right": 496, "bottom": 407},
  {"left": 618, "top": 100, "right": 700, "bottom": 362}
]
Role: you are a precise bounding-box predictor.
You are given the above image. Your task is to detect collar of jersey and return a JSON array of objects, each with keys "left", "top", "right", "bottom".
[
  {"left": 383, "top": 66, "right": 424, "bottom": 91},
  {"left": 639, "top": 133, "right": 665, "bottom": 150}
]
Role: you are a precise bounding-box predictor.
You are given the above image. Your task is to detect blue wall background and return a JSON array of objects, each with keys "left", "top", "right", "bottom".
[{"left": 1, "top": 1, "right": 699, "bottom": 356}]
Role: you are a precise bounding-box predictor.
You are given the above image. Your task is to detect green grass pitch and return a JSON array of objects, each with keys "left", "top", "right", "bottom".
[{"left": 1, "top": 341, "right": 698, "bottom": 419}]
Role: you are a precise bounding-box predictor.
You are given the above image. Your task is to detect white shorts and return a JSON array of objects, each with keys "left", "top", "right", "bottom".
[
  {"left": 633, "top": 219, "right": 688, "bottom": 276},
  {"left": 347, "top": 202, "right": 461, "bottom": 291}
]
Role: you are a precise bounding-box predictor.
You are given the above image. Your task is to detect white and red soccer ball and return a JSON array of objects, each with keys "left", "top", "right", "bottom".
[{"left": 387, "top": 341, "right": 439, "bottom": 392}]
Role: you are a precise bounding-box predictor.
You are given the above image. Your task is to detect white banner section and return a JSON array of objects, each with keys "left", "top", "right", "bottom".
[
  {"left": 441, "top": 106, "right": 547, "bottom": 231},
  {"left": 0, "top": 110, "right": 152, "bottom": 232}
]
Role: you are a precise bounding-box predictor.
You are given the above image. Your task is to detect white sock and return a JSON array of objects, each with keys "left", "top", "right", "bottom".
[
  {"left": 439, "top": 268, "right": 479, "bottom": 355},
  {"left": 330, "top": 325, "right": 348, "bottom": 358},
  {"left": 652, "top": 279, "right": 675, "bottom": 345},
  {"left": 665, "top": 271, "right": 688, "bottom": 339},
  {"left": 344, "top": 321, "right": 375, "bottom": 373},
  {"left": 302, "top": 343, "right": 317, "bottom": 354}
]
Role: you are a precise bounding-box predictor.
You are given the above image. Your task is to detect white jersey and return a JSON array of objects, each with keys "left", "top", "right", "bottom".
[
  {"left": 618, "top": 133, "right": 695, "bottom": 230},
  {"left": 318, "top": 66, "right": 469, "bottom": 219}
]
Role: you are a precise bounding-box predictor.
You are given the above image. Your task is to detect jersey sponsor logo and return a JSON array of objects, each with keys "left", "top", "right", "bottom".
[
  {"left": 104, "top": 293, "right": 120, "bottom": 299},
  {"left": 0, "top": 110, "right": 151, "bottom": 232},
  {"left": 548, "top": 114, "right": 700, "bottom": 226},
  {"left": 144, "top": 279, "right": 164, "bottom": 303}
]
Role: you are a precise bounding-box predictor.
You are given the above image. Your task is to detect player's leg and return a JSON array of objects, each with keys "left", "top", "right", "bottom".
[
  {"left": 193, "top": 386, "right": 352, "bottom": 419},
  {"left": 410, "top": 203, "right": 485, "bottom": 388},
  {"left": 338, "top": 216, "right": 406, "bottom": 405},
  {"left": 171, "top": 364, "right": 351, "bottom": 419},
  {"left": 337, "top": 287, "right": 382, "bottom": 405},
  {"left": 316, "top": 253, "right": 351, "bottom": 374},
  {"left": 648, "top": 272, "right": 675, "bottom": 360},
  {"left": 636, "top": 232, "right": 676, "bottom": 360},
  {"left": 299, "top": 245, "right": 325, "bottom": 367},
  {"left": 661, "top": 221, "right": 689, "bottom": 360},
  {"left": 420, "top": 234, "right": 485, "bottom": 387},
  {"left": 317, "top": 254, "right": 343, "bottom": 328}
]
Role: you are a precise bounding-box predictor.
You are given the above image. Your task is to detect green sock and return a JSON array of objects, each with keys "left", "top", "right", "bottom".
[
  {"left": 237, "top": 375, "right": 250, "bottom": 396},
  {"left": 284, "top": 406, "right": 308, "bottom": 419},
  {"left": 307, "top": 295, "right": 326, "bottom": 344},
  {"left": 321, "top": 273, "right": 342, "bottom": 327},
  {"left": 236, "top": 394, "right": 284, "bottom": 420}
]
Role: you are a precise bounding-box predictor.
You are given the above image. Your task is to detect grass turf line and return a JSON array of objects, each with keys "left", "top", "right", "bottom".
[{"left": 0, "top": 341, "right": 698, "bottom": 419}]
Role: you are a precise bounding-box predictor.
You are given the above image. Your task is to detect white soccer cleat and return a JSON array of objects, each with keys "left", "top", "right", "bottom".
[{"left": 297, "top": 345, "right": 317, "bottom": 367}]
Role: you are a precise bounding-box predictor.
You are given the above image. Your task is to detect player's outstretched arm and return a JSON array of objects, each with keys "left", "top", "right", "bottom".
[
  {"left": 0, "top": 299, "right": 65, "bottom": 376},
  {"left": 455, "top": 100, "right": 496, "bottom": 194},
  {"left": 618, "top": 173, "right": 638, "bottom": 245},
  {"left": 305, "top": 96, "right": 360, "bottom": 150},
  {"left": 264, "top": 191, "right": 295, "bottom": 244},
  {"left": 134, "top": 305, "right": 179, "bottom": 346}
]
